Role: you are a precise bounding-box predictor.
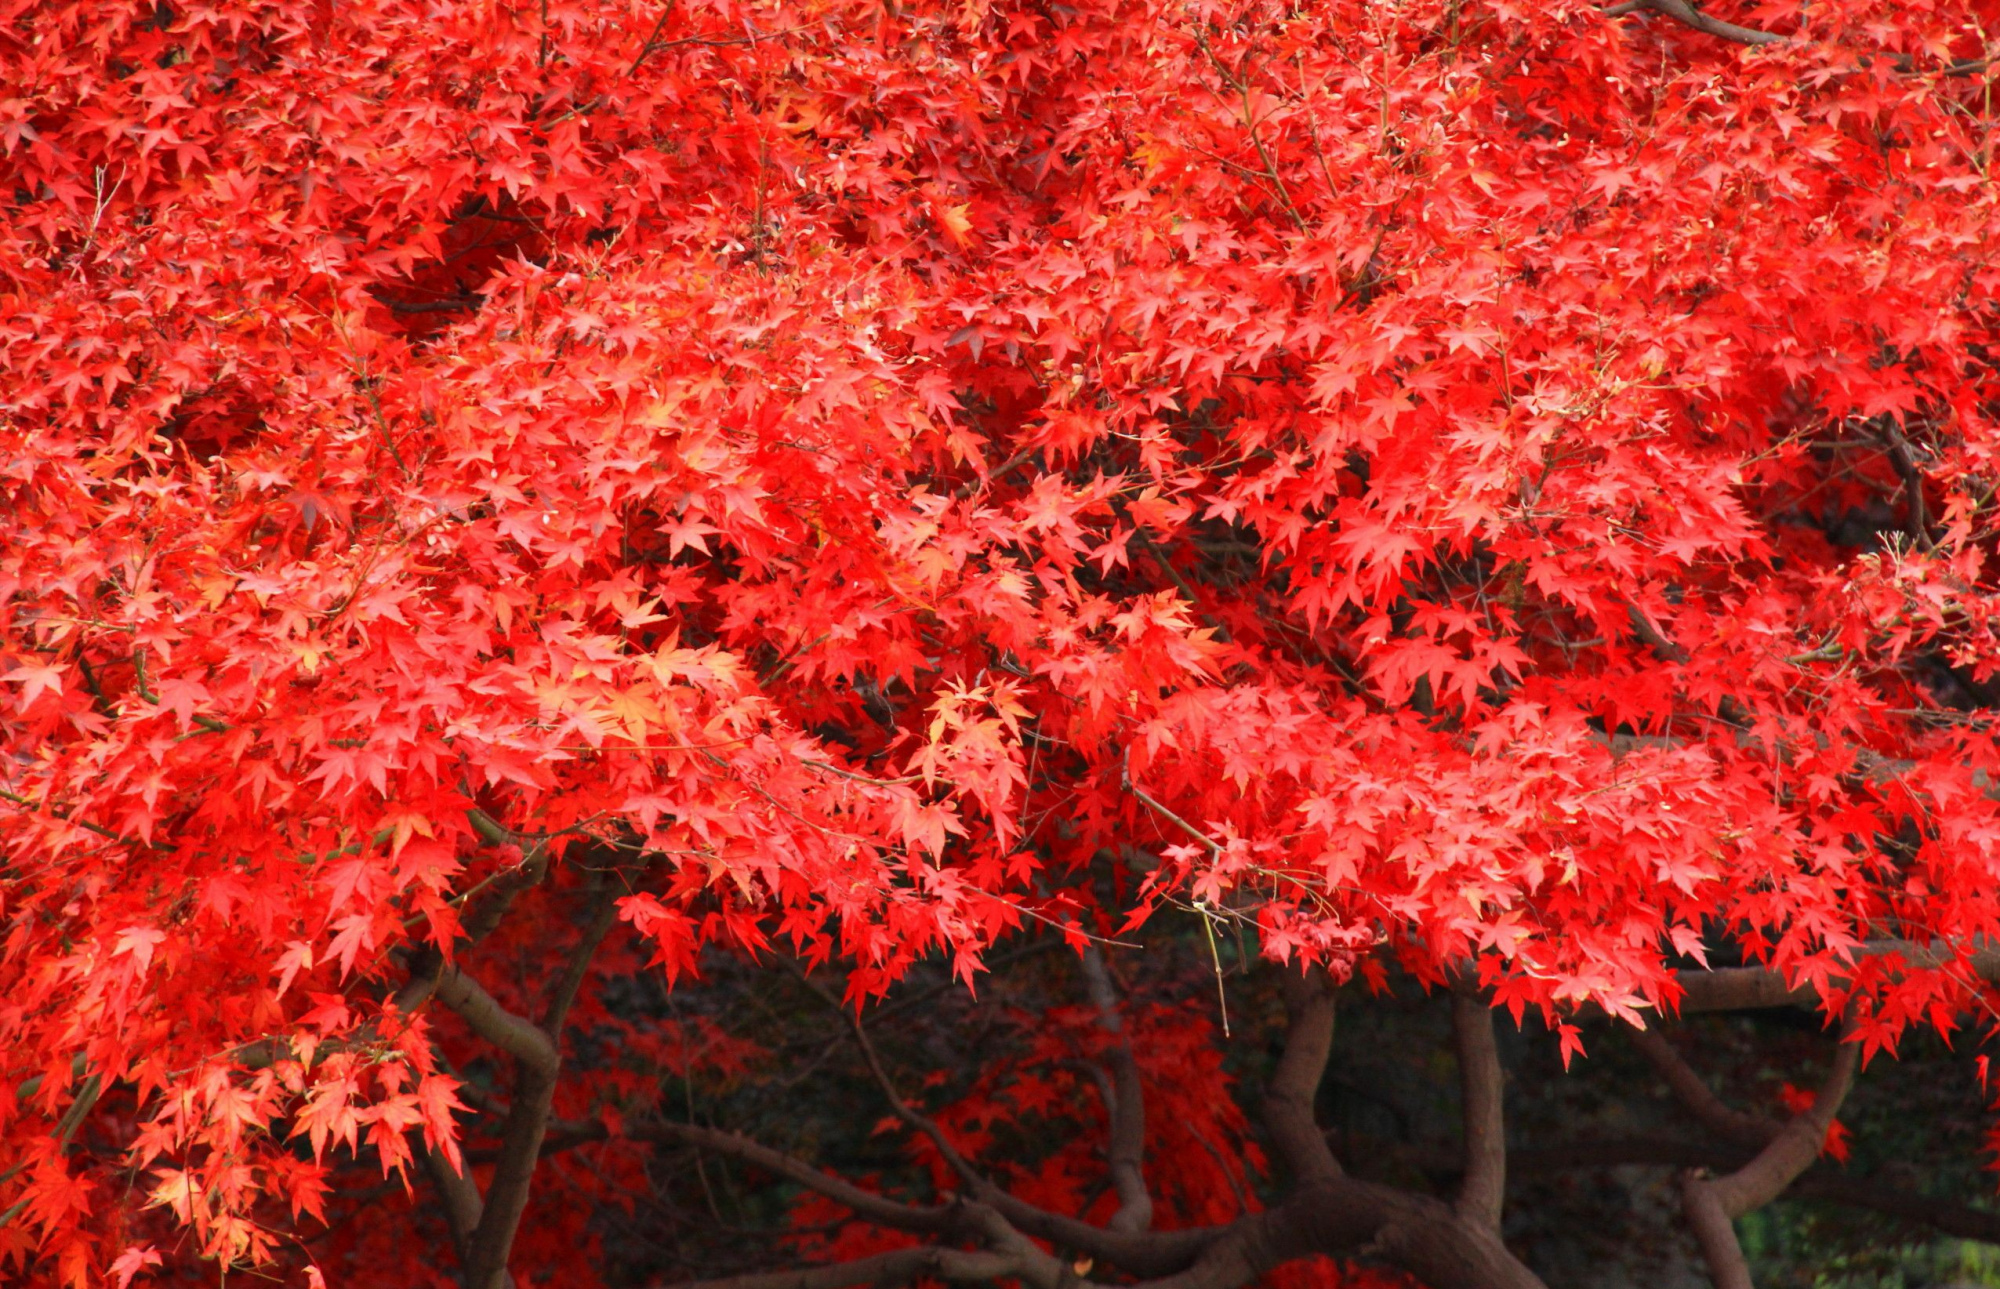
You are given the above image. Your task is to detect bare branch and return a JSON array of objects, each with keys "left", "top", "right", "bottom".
[
  {"left": 449, "top": 896, "right": 613, "bottom": 1289},
  {"left": 1450, "top": 993, "right": 1506, "bottom": 1232},
  {"left": 1263, "top": 968, "right": 1342, "bottom": 1185},
  {"left": 668, "top": 1246, "right": 1019, "bottom": 1289},
  {"left": 1681, "top": 1039, "right": 1861, "bottom": 1289},
  {"left": 1708, "top": 1039, "right": 1858, "bottom": 1216},
  {"left": 1606, "top": 0, "right": 1785, "bottom": 46},
  {"left": 815, "top": 976, "right": 990, "bottom": 1193},
  {"left": 433, "top": 966, "right": 558, "bottom": 1073},
  {"left": 1627, "top": 1027, "right": 1771, "bottom": 1146},
  {"left": 450, "top": 810, "right": 561, "bottom": 951},
  {"left": 1625, "top": 601, "right": 1694, "bottom": 660},
  {"left": 1669, "top": 966, "right": 1818, "bottom": 1013},
  {"left": 545, "top": 884, "right": 619, "bottom": 1033},
  {"left": 423, "top": 1144, "right": 487, "bottom": 1269},
  {"left": 630, "top": 1120, "right": 955, "bottom": 1235},
  {"left": 1881, "top": 421, "right": 1937, "bottom": 551},
  {"left": 1080, "top": 944, "right": 1153, "bottom": 1234},
  {"left": 1602, "top": 0, "right": 1994, "bottom": 72},
  {"left": 1670, "top": 940, "right": 2000, "bottom": 1014},
  {"left": 787, "top": 966, "right": 1218, "bottom": 1278}
]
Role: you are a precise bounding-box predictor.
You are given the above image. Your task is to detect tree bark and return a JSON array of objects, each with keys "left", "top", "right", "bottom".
[{"left": 1451, "top": 992, "right": 1506, "bottom": 1232}]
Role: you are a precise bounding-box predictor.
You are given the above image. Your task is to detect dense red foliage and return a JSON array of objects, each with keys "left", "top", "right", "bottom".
[{"left": 3, "top": 0, "right": 1999, "bottom": 1281}]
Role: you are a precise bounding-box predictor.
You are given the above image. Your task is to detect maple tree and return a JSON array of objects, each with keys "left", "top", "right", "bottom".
[{"left": 4, "top": 0, "right": 2000, "bottom": 1281}]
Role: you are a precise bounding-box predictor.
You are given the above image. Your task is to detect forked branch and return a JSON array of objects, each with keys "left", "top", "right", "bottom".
[
  {"left": 658, "top": 964, "right": 1552, "bottom": 1289},
  {"left": 1680, "top": 1039, "right": 1861, "bottom": 1289},
  {"left": 419, "top": 884, "right": 618, "bottom": 1289}
]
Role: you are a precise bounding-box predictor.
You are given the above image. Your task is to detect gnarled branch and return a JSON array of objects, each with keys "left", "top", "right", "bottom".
[
  {"left": 631, "top": 1119, "right": 955, "bottom": 1235},
  {"left": 1668, "top": 939, "right": 2000, "bottom": 1015},
  {"left": 442, "top": 891, "right": 615, "bottom": 1289}
]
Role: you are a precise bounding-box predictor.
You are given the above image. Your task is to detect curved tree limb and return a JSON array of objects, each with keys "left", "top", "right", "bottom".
[
  {"left": 1681, "top": 1039, "right": 1860, "bottom": 1289},
  {"left": 1607, "top": 0, "right": 1785, "bottom": 46},
  {"left": 802, "top": 970, "right": 991, "bottom": 1194},
  {"left": 1627, "top": 1027, "right": 1772, "bottom": 1146},
  {"left": 441, "top": 891, "right": 616, "bottom": 1289},
  {"left": 651, "top": 961, "right": 1553, "bottom": 1289},
  {"left": 423, "top": 1144, "right": 489, "bottom": 1271},
  {"left": 630, "top": 1120, "right": 955, "bottom": 1235},
  {"left": 1706, "top": 1039, "right": 1859, "bottom": 1216},
  {"left": 1264, "top": 968, "right": 1342, "bottom": 1185},
  {"left": 1664, "top": 939, "right": 2000, "bottom": 1015},
  {"left": 433, "top": 965, "right": 558, "bottom": 1073}
]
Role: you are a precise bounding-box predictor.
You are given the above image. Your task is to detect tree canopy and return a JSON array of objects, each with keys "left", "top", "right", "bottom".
[{"left": 3, "top": 0, "right": 2000, "bottom": 1283}]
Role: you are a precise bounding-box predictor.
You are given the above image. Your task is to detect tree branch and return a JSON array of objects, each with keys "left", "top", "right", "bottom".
[
  {"left": 1670, "top": 940, "right": 2000, "bottom": 1014},
  {"left": 1881, "top": 420, "right": 1937, "bottom": 552},
  {"left": 1264, "top": 968, "right": 1343, "bottom": 1186},
  {"left": 445, "top": 893, "right": 613, "bottom": 1289},
  {"left": 763, "top": 962, "right": 1542, "bottom": 1288},
  {"left": 1669, "top": 966, "right": 1818, "bottom": 1013},
  {"left": 458, "top": 830, "right": 551, "bottom": 948},
  {"left": 629, "top": 1120, "right": 955, "bottom": 1235},
  {"left": 1080, "top": 944, "right": 1153, "bottom": 1234},
  {"left": 545, "top": 883, "right": 619, "bottom": 1034},
  {"left": 809, "top": 974, "right": 991, "bottom": 1195},
  {"left": 1450, "top": 993, "right": 1506, "bottom": 1232},
  {"left": 433, "top": 966, "right": 558, "bottom": 1072},
  {"left": 1605, "top": 0, "right": 1785, "bottom": 45},
  {"left": 423, "top": 1144, "right": 487, "bottom": 1269},
  {"left": 1603, "top": 0, "right": 1994, "bottom": 72},
  {"left": 803, "top": 966, "right": 1204, "bottom": 1275},
  {"left": 1707, "top": 1039, "right": 1858, "bottom": 1216},
  {"left": 666, "top": 1245, "right": 1020, "bottom": 1289},
  {"left": 1681, "top": 1039, "right": 1860, "bottom": 1289},
  {"left": 1627, "top": 1027, "right": 1771, "bottom": 1146}
]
